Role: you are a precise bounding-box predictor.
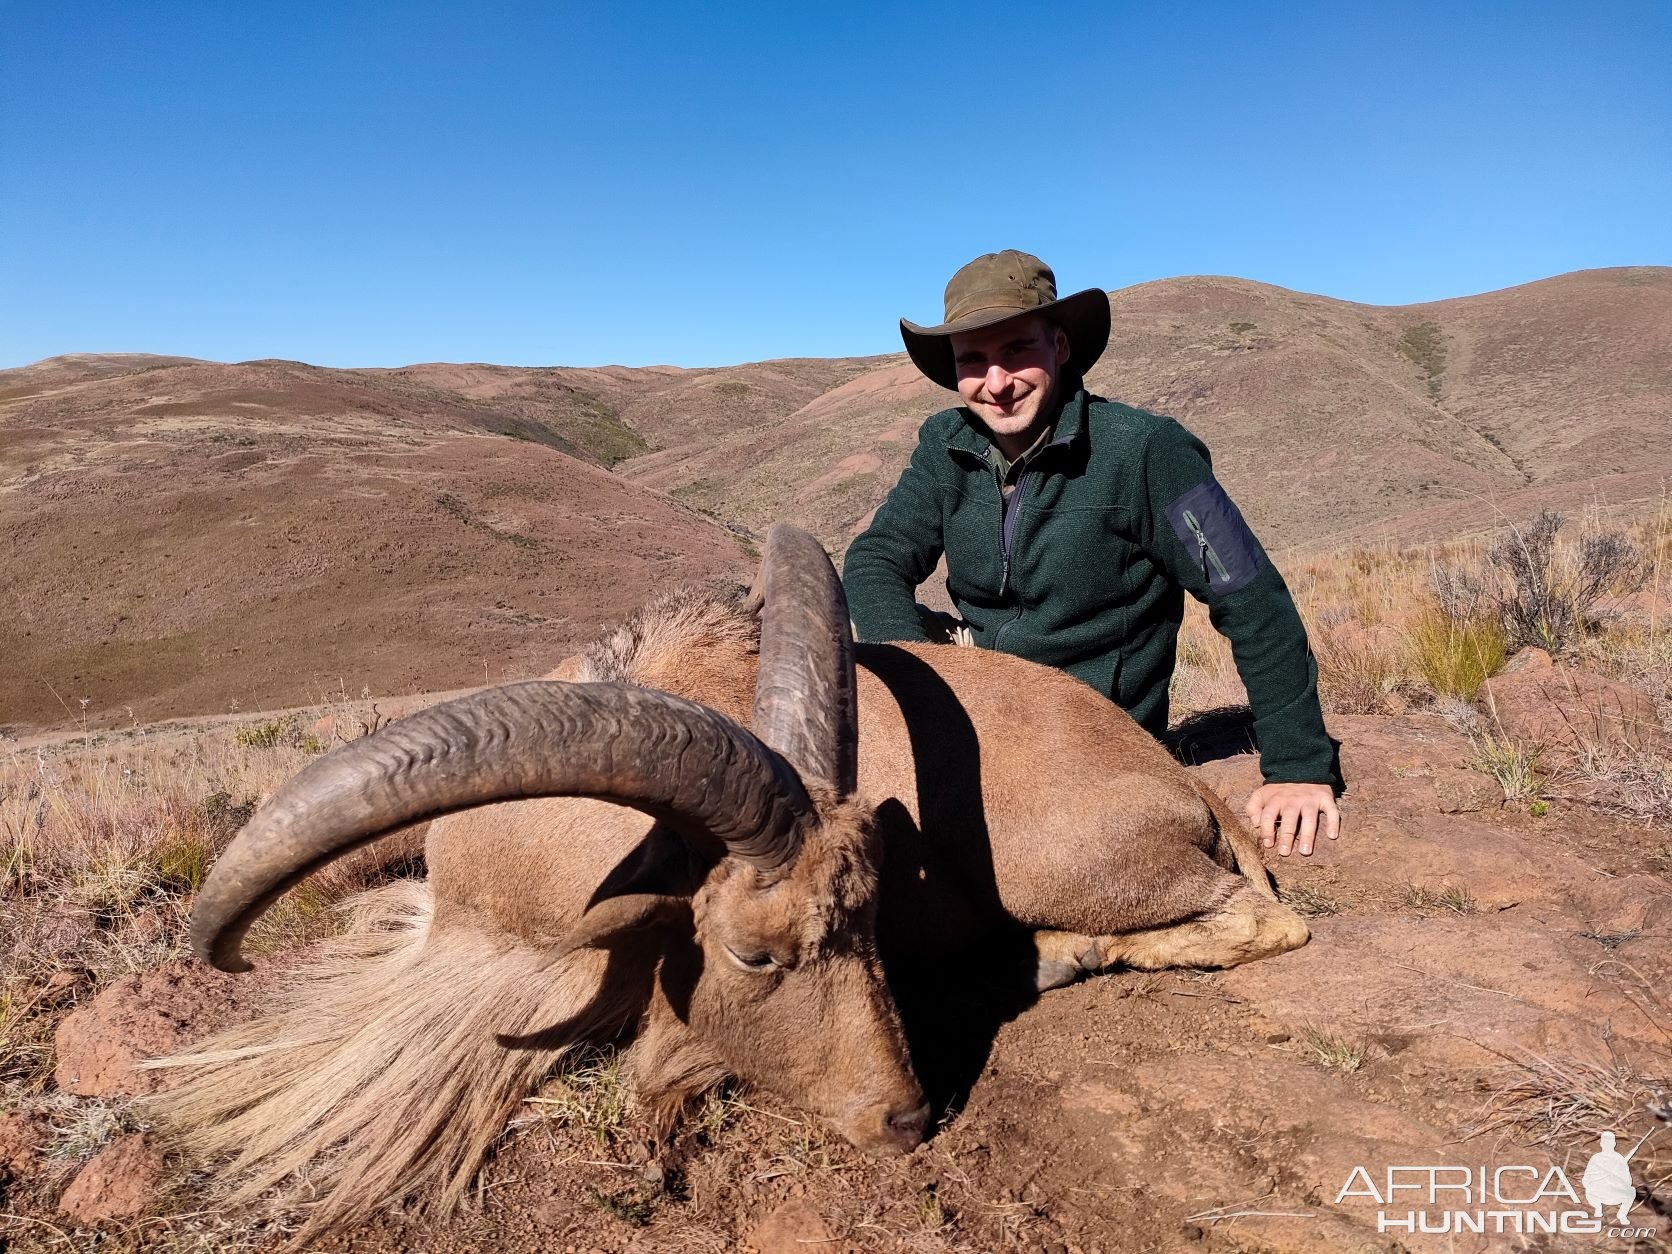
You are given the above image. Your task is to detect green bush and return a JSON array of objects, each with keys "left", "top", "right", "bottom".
[
  {"left": 1410, "top": 606, "right": 1505, "bottom": 700},
  {"left": 235, "top": 719, "right": 289, "bottom": 749}
]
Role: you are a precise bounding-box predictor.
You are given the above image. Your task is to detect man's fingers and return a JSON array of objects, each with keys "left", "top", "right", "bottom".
[
  {"left": 1324, "top": 796, "right": 1342, "bottom": 841},
  {"left": 1276, "top": 805, "right": 1300, "bottom": 856},
  {"left": 1260, "top": 802, "right": 1278, "bottom": 849},
  {"left": 1296, "top": 806, "right": 1319, "bottom": 856}
]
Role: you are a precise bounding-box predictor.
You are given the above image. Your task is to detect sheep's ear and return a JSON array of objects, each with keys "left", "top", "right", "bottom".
[{"left": 553, "top": 893, "right": 692, "bottom": 957}]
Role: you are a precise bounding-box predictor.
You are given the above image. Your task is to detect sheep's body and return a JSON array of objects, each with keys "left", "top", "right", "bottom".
[
  {"left": 445, "top": 586, "right": 1293, "bottom": 968},
  {"left": 147, "top": 583, "right": 1306, "bottom": 1238}
]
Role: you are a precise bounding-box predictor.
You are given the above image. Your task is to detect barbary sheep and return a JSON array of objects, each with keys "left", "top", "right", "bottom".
[{"left": 145, "top": 524, "right": 1308, "bottom": 1238}]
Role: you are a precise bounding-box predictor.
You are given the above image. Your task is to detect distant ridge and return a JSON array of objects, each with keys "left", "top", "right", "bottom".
[{"left": 3, "top": 267, "right": 1667, "bottom": 730}]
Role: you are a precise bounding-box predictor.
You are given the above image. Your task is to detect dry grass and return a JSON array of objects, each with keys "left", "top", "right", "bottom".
[
  {"left": 0, "top": 703, "right": 412, "bottom": 1097},
  {"left": 1277, "top": 882, "right": 1341, "bottom": 917},
  {"left": 1470, "top": 735, "right": 1546, "bottom": 806},
  {"left": 1470, "top": 1047, "right": 1672, "bottom": 1166},
  {"left": 522, "top": 1048, "right": 635, "bottom": 1147},
  {"left": 1401, "top": 882, "right": 1480, "bottom": 915},
  {"left": 1301, "top": 1026, "right": 1368, "bottom": 1074},
  {"left": 1171, "top": 498, "right": 1667, "bottom": 734},
  {"left": 1408, "top": 606, "right": 1507, "bottom": 700}
]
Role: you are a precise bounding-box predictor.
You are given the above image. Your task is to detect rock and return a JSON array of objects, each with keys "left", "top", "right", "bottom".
[
  {"left": 745, "top": 1198, "right": 843, "bottom": 1253},
  {"left": 0, "top": 1111, "right": 42, "bottom": 1177},
  {"left": 53, "top": 961, "right": 253, "bottom": 1097},
  {"left": 1479, "top": 651, "right": 1667, "bottom": 760},
  {"left": 1501, "top": 646, "right": 1555, "bottom": 675},
  {"left": 1220, "top": 913, "right": 1668, "bottom": 1059},
  {"left": 57, "top": 1134, "right": 163, "bottom": 1224}
]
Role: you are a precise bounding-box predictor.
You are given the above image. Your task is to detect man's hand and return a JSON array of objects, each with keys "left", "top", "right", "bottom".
[{"left": 1244, "top": 782, "right": 1340, "bottom": 857}]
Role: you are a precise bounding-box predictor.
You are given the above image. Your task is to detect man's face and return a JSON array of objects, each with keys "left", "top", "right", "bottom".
[{"left": 949, "top": 314, "right": 1071, "bottom": 446}]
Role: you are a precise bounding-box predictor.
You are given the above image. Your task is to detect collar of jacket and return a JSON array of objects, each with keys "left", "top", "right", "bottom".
[{"left": 944, "top": 386, "right": 1091, "bottom": 464}]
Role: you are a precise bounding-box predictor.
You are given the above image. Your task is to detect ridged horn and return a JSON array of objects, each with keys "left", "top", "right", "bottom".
[
  {"left": 751, "top": 523, "right": 859, "bottom": 798},
  {"left": 192, "top": 682, "right": 812, "bottom": 973}
]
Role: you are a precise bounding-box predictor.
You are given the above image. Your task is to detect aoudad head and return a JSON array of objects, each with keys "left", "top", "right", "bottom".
[{"left": 185, "top": 523, "right": 928, "bottom": 1156}]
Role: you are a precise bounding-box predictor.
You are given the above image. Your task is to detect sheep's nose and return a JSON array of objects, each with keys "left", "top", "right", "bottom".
[{"left": 886, "top": 1100, "right": 931, "bottom": 1150}]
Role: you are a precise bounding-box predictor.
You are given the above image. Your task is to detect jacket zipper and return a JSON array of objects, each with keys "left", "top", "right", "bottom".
[
  {"left": 1182, "top": 509, "right": 1231, "bottom": 584},
  {"left": 994, "top": 465, "right": 1037, "bottom": 648},
  {"left": 998, "top": 466, "right": 1034, "bottom": 596}
]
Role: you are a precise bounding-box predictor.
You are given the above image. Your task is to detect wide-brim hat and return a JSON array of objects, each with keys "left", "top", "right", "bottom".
[{"left": 900, "top": 250, "right": 1111, "bottom": 391}]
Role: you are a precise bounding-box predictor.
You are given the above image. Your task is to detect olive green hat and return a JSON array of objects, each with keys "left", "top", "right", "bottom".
[{"left": 900, "top": 250, "right": 1111, "bottom": 391}]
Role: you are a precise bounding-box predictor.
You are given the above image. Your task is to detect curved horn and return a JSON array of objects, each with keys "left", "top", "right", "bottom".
[
  {"left": 193, "top": 682, "right": 811, "bottom": 973},
  {"left": 751, "top": 524, "right": 859, "bottom": 798}
]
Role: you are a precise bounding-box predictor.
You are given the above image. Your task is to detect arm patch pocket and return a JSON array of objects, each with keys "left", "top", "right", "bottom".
[{"left": 1165, "top": 478, "right": 1264, "bottom": 595}]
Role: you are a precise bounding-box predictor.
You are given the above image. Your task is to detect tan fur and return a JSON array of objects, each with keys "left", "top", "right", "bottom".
[
  {"left": 142, "top": 881, "right": 647, "bottom": 1241},
  {"left": 154, "top": 583, "right": 1307, "bottom": 1235}
]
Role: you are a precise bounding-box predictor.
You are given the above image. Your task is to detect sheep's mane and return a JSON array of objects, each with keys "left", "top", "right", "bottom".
[{"left": 576, "top": 581, "right": 759, "bottom": 684}]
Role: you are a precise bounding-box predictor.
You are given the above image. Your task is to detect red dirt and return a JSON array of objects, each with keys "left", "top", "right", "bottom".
[
  {"left": 1481, "top": 647, "right": 1670, "bottom": 761},
  {"left": 4, "top": 714, "right": 1667, "bottom": 1251},
  {"left": 56, "top": 1134, "right": 165, "bottom": 1224}
]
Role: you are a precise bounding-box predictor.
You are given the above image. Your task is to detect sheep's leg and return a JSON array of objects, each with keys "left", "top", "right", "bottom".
[{"left": 1030, "top": 883, "right": 1308, "bottom": 990}]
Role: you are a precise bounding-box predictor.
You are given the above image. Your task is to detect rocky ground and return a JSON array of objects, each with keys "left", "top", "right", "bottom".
[{"left": 2, "top": 648, "right": 1668, "bottom": 1251}]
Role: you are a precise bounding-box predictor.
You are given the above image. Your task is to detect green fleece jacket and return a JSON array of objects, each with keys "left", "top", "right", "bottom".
[{"left": 842, "top": 387, "right": 1343, "bottom": 790}]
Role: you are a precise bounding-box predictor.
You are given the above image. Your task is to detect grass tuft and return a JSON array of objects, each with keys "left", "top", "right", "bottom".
[
  {"left": 1471, "top": 735, "right": 1544, "bottom": 807},
  {"left": 525, "top": 1048, "right": 633, "bottom": 1146},
  {"left": 1470, "top": 1049, "right": 1672, "bottom": 1155},
  {"left": 1278, "top": 883, "right": 1341, "bottom": 917},
  {"left": 1302, "top": 1026, "right": 1368, "bottom": 1073},
  {"left": 1402, "top": 883, "right": 1479, "bottom": 915},
  {"left": 1409, "top": 606, "right": 1506, "bottom": 700}
]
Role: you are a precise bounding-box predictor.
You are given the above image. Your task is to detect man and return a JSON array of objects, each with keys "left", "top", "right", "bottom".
[{"left": 843, "top": 250, "right": 1343, "bottom": 856}]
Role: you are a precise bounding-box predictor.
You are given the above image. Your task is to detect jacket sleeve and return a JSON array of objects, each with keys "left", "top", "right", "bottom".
[
  {"left": 1135, "top": 419, "right": 1344, "bottom": 791},
  {"left": 841, "top": 427, "right": 946, "bottom": 643}
]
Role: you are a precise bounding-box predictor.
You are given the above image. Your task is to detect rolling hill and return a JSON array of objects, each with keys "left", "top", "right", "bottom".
[{"left": 3, "top": 266, "right": 1667, "bottom": 732}]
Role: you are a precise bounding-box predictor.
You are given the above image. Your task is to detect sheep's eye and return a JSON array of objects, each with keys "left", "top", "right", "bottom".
[{"left": 725, "top": 945, "right": 778, "bottom": 971}]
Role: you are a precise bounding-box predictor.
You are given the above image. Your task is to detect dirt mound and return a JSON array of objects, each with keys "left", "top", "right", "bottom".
[
  {"left": 1481, "top": 646, "right": 1669, "bottom": 760},
  {"left": 53, "top": 962, "right": 258, "bottom": 1098},
  {"left": 56, "top": 1134, "right": 164, "bottom": 1224}
]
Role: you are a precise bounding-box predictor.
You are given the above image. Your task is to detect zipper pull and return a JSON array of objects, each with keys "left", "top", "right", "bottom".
[
  {"left": 1182, "top": 509, "right": 1231, "bottom": 584},
  {"left": 1183, "top": 509, "right": 1210, "bottom": 581}
]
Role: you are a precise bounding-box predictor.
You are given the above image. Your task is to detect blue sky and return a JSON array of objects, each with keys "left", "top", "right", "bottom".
[{"left": 3, "top": 1, "right": 1668, "bottom": 369}]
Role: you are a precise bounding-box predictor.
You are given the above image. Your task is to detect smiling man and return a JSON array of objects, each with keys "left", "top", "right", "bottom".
[{"left": 842, "top": 250, "right": 1343, "bottom": 856}]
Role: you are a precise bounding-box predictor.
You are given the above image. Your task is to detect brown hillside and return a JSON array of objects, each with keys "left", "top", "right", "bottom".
[
  {"left": 622, "top": 266, "right": 1672, "bottom": 554},
  {"left": 0, "top": 361, "right": 750, "bottom": 732},
  {"left": 3, "top": 267, "right": 1666, "bottom": 732}
]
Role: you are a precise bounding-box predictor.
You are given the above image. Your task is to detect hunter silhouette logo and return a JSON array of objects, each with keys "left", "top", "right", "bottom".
[{"left": 1582, "top": 1129, "right": 1655, "bottom": 1223}]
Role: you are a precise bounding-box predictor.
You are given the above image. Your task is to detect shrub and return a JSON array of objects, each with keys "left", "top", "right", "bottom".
[
  {"left": 1397, "top": 321, "right": 1447, "bottom": 394},
  {"left": 199, "top": 788, "right": 257, "bottom": 839},
  {"left": 1487, "top": 511, "right": 1644, "bottom": 653},
  {"left": 235, "top": 718, "right": 290, "bottom": 749},
  {"left": 1409, "top": 605, "right": 1506, "bottom": 700}
]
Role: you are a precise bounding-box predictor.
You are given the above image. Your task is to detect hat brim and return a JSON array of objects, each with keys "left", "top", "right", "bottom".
[{"left": 899, "top": 287, "right": 1111, "bottom": 392}]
